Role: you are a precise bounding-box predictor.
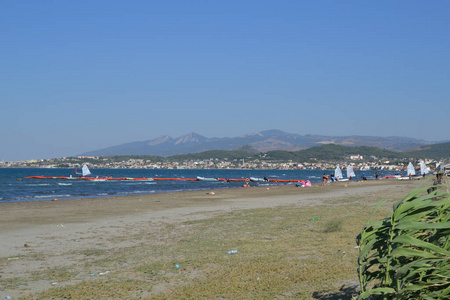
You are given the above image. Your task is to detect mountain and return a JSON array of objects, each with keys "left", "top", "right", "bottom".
[{"left": 80, "top": 130, "right": 432, "bottom": 157}]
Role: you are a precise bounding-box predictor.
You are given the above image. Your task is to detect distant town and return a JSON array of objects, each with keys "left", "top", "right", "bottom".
[{"left": 1, "top": 154, "right": 446, "bottom": 173}]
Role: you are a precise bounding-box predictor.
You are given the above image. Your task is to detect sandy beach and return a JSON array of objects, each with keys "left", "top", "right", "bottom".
[{"left": 0, "top": 179, "right": 420, "bottom": 299}]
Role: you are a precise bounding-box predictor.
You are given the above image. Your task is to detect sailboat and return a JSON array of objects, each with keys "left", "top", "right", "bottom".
[
  {"left": 335, "top": 165, "right": 345, "bottom": 181},
  {"left": 396, "top": 162, "right": 415, "bottom": 180},
  {"left": 83, "top": 165, "right": 107, "bottom": 181},
  {"left": 346, "top": 165, "right": 356, "bottom": 180},
  {"left": 407, "top": 162, "right": 416, "bottom": 177},
  {"left": 420, "top": 160, "right": 429, "bottom": 176},
  {"left": 82, "top": 164, "right": 92, "bottom": 177}
]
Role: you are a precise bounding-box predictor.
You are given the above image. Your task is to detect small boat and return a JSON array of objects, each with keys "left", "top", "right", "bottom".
[
  {"left": 396, "top": 162, "right": 421, "bottom": 180},
  {"left": 250, "top": 177, "right": 267, "bottom": 182},
  {"left": 73, "top": 166, "right": 82, "bottom": 176},
  {"left": 90, "top": 176, "right": 107, "bottom": 182},
  {"left": 196, "top": 176, "right": 219, "bottom": 181},
  {"left": 335, "top": 165, "right": 347, "bottom": 181},
  {"left": 82, "top": 164, "right": 92, "bottom": 177},
  {"left": 420, "top": 160, "right": 430, "bottom": 175},
  {"left": 346, "top": 165, "right": 356, "bottom": 180},
  {"left": 406, "top": 162, "right": 416, "bottom": 177}
]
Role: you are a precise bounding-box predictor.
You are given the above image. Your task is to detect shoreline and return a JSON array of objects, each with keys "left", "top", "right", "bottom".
[{"left": 1, "top": 179, "right": 417, "bottom": 249}]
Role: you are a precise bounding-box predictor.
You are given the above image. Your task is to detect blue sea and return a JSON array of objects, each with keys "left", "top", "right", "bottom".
[{"left": 0, "top": 168, "right": 394, "bottom": 203}]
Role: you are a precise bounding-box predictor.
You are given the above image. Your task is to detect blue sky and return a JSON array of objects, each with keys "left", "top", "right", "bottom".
[{"left": 1, "top": 0, "right": 449, "bottom": 161}]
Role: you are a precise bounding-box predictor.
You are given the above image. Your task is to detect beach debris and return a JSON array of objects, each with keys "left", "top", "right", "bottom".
[
  {"left": 122, "top": 263, "right": 128, "bottom": 267},
  {"left": 226, "top": 249, "right": 238, "bottom": 254},
  {"left": 99, "top": 271, "right": 110, "bottom": 275},
  {"left": 7, "top": 257, "right": 19, "bottom": 261},
  {"left": 207, "top": 191, "right": 215, "bottom": 195},
  {"left": 52, "top": 282, "right": 58, "bottom": 285},
  {"left": 175, "top": 264, "right": 180, "bottom": 269},
  {"left": 353, "top": 246, "right": 360, "bottom": 249},
  {"left": 90, "top": 273, "right": 97, "bottom": 277},
  {"left": 53, "top": 198, "right": 58, "bottom": 201},
  {"left": 310, "top": 218, "right": 318, "bottom": 221},
  {"left": 5, "top": 296, "right": 12, "bottom": 299}
]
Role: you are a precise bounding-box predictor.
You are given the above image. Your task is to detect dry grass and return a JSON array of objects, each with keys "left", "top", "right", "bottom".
[{"left": 6, "top": 185, "right": 413, "bottom": 299}]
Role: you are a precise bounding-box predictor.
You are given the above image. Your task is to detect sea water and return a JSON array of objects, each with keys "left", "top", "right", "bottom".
[{"left": 0, "top": 168, "right": 393, "bottom": 203}]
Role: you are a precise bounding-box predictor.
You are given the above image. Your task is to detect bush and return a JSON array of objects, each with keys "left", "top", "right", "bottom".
[{"left": 356, "top": 182, "right": 450, "bottom": 299}]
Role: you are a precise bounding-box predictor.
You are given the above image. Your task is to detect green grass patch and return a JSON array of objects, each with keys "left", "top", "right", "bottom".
[
  {"left": 0, "top": 277, "right": 28, "bottom": 290},
  {"left": 31, "top": 266, "right": 78, "bottom": 282},
  {"left": 77, "top": 248, "right": 110, "bottom": 256}
]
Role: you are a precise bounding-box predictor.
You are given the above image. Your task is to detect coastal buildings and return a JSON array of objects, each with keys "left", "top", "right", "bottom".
[{"left": 1, "top": 156, "right": 444, "bottom": 173}]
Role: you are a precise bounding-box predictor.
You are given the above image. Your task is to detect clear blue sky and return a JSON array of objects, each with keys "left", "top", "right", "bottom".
[{"left": 1, "top": 0, "right": 449, "bottom": 161}]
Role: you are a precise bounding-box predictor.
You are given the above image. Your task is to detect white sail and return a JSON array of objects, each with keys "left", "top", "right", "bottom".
[
  {"left": 335, "top": 165, "right": 343, "bottom": 180},
  {"left": 346, "top": 165, "right": 356, "bottom": 178},
  {"left": 420, "top": 160, "right": 429, "bottom": 175},
  {"left": 82, "top": 164, "right": 91, "bottom": 177},
  {"left": 407, "top": 162, "right": 416, "bottom": 176}
]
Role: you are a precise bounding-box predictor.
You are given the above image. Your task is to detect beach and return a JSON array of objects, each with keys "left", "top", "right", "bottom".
[{"left": 0, "top": 179, "right": 421, "bottom": 299}]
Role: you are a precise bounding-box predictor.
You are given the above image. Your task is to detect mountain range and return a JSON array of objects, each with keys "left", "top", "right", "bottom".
[{"left": 80, "top": 130, "right": 435, "bottom": 157}]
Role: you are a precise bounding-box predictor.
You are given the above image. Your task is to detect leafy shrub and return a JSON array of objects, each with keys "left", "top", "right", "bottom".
[{"left": 356, "top": 183, "right": 450, "bottom": 299}]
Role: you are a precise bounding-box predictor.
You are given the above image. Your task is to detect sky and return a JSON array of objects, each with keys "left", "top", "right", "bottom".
[{"left": 1, "top": 0, "right": 449, "bottom": 161}]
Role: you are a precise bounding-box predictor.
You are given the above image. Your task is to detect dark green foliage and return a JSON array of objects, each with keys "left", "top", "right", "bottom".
[
  {"left": 167, "top": 150, "right": 257, "bottom": 161},
  {"left": 406, "top": 142, "right": 450, "bottom": 160},
  {"left": 61, "top": 142, "right": 450, "bottom": 164},
  {"left": 357, "top": 183, "right": 450, "bottom": 299}
]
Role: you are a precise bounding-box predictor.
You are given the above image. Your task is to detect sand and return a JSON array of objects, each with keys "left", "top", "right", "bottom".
[{"left": 0, "top": 179, "right": 418, "bottom": 298}]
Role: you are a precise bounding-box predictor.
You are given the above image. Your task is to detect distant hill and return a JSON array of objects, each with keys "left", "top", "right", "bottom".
[
  {"left": 80, "top": 130, "right": 432, "bottom": 157},
  {"left": 165, "top": 143, "right": 450, "bottom": 163},
  {"left": 404, "top": 141, "right": 450, "bottom": 160}
]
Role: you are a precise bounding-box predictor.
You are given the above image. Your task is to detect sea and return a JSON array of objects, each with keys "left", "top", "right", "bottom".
[{"left": 0, "top": 168, "right": 395, "bottom": 203}]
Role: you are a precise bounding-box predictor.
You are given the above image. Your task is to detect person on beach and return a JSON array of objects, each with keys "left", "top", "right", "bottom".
[
  {"left": 244, "top": 178, "right": 250, "bottom": 188},
  {"left": 322, "top": 173, "right": 328, "bottom": 185},
  {"left": 296, "top": 181, "right": 305, "bottom": 187},
  {"left": 375, "top": 172, "right": 379, "bottom": 180}
]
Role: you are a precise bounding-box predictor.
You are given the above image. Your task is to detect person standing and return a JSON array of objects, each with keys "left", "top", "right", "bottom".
[{"left": 322, "top": 173, "right": 329, "bottom": 185}]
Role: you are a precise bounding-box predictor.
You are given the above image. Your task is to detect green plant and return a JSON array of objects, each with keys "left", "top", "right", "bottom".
[
  {"left": 357, "top": 183, "right": 450, "bottom": 299},
  {"left": 323, "top": 219, "right": 343, "bottom": 233}
]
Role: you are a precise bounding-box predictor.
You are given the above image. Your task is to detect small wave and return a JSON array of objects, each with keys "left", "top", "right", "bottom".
[
  {"left": 125, "top": 181, "right": 156, "bottom": 185},
  {"left": 27, "top": 183, "right": 51, "bottom": 186},
  {"left": 58, "top": 183, "right": 72, "bottom": 186},
  {"left": 33, "top": 194, "right": 72, "bottom": 199},
  {"left": 120, "top": 190, "right": 149, "bottom": 195}
]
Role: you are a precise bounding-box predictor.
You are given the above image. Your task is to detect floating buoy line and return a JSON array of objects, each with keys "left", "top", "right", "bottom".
[{"left": 23, "top": 175, "right": 305, "bottom": 183}]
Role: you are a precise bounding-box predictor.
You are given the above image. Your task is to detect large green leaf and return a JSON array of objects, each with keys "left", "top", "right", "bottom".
[
  {"left": 393, "top": 235, "right": 450, "bottom": 256},
  {"left": 395, "top": 221, "right": 450, "bottom": 230},
  {"left": 356, "top": 184, "right": 449, "bottom": 299}
]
